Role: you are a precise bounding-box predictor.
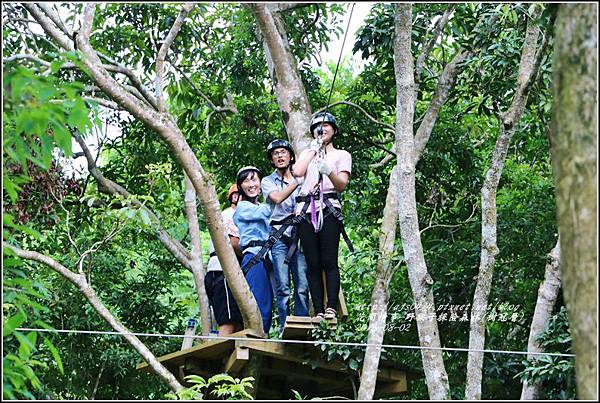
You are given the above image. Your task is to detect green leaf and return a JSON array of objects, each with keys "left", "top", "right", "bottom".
[
  {"left": 43, "top": 337, "right": 64, "bottom": 374},
  {"left": 2, "top": 175, "right": 20, "bottom": 203},
  {"left": 3, "top": 310, "right": 26, "bottom": 337},
  {"left": 37, "top": 83, "right": 57, "bottom": 102},
  {"left": 139, "top": 209, "right": 152, "bottom": 227},
  {"left": 52, "top": 123, "right": 72, "bottom": 156},
  {"left": 67, "top": 98, "right": 90, "bottom": 134},
  {"left": 15, "top": 331, "right": 36, "bottom": 359},
  {"left": 208, "top": 373, "right": 235, "bottom": 384}
]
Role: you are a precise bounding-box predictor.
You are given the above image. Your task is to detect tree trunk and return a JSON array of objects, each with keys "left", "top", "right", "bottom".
[
  {"left": 358, "top": 10, "right": 486, "bottom": 399},
  {"left": 521, "top": 240, "right": 561, "bottom": 399},
  {"left": 66, "top": 4, "right": 264, "bottom": 336},
  {"left": 183, "top": 174, "right": 212, "bottom": 337},
  {"left": 393, "top": 4, "right": 449, "bottom": 399},
  {"left": 249, "top": 3, "right": 313, "bottom": 152},
  {"left": 465, "top": 7, "right": 544, "bottom": 399},
  {"left": 357, "top": 166, "right": 399, "bottom": 400},
  {"left": 550, "top": 4, "right": 597, "bottom": 400}
]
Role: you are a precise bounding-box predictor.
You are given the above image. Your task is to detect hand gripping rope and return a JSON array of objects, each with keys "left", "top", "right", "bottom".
[{"left": 313, "top": 3, "right": 355, "bottom": 233}]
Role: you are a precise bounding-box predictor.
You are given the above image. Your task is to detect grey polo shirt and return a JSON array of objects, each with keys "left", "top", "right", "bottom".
[{"left": 261, "top": 171, "right": 302, "bottom": 238}]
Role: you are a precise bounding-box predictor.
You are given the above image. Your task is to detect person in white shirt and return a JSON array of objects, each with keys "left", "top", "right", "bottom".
[{"left": 204, "top": 184, "right": 243, "bottom": 335}]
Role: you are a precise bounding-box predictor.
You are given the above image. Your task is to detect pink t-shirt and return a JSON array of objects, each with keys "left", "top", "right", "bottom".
[{"left": 294, "top": 147, "right": 352, "bottom": 214}]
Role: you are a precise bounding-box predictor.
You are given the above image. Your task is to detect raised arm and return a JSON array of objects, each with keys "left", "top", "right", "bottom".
[{"left": 291, "top": 148, "right": 317, "bottom": 177}]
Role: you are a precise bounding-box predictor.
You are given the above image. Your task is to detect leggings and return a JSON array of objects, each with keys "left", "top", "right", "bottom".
[{"left": 297, "top": 213, "right": 341, "bottom": 314}]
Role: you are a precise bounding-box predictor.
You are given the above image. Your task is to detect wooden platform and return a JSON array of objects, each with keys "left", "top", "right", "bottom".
[
  {"left": 137, "top": 325, "right": 417, "bottom": 399},
  {"left": 281, "top": 315, "right": 337, "bottom": 339}
]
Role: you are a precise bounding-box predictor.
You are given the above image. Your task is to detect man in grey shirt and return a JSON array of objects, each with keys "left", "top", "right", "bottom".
[{"left": 261, "top": 139, "right": 310, "bottom": 335}]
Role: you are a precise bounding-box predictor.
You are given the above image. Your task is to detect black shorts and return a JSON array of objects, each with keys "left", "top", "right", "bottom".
[{"left": 204, "top": 271, "right": 243, "bottom": 326}]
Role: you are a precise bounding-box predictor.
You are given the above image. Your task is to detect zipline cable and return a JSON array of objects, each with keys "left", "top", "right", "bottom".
[
  {"left": 325, "top": 2, "right": 356, "bottom": 111},
  {"left": 312, "top": 3, "right": 356, "bottom": 232},
  {"left": 15, "top": 327, "right": 575, "bottom": 358}
]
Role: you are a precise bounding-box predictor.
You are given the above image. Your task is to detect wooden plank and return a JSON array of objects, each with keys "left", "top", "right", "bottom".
[
  {"left": 338, "top": 287, "right": 348, "bottom": 318},
  {"left": 285, "top": 315, "right": 320, "bottom": 324},
  {"left": 238, "top": 339, "right": 350, "bottom": 374},
  {"left": 136, "top": 329, "right": 263, "bottom": 371},
  {"left": 373, "top": 378, "right": 408, "bottom": 398},
  {"left": 223, "top": 347, "right": 249, "bottom": 373},
  {"left": 282, "top": 315, "right": 337, "bottom": 339},
  {"left": 180, "top": 325, "right": 196, "bottom": 350},
  {"left": 376, "top": 366, "right": 406, "bottom": 382}
]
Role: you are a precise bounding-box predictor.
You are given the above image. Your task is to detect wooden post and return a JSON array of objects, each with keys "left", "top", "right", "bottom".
[{"left": 181, "top": 318, "right": 197, "bottom": 350}]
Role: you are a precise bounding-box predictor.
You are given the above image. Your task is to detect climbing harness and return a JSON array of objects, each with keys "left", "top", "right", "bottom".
[
  {"left": 239, "top": 5, "right": 357, "bottom": 272},
  {"left": 311, "top": 3, "right": 355, "bottom": 233}
]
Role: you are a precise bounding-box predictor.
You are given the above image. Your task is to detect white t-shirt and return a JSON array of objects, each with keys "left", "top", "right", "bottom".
[{"left": 206, "top": 207, "right": 239, "bottom": 272}]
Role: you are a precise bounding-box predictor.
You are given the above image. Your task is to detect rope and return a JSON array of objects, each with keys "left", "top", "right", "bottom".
[
  {"left": 325, "top": 3, "right": 356, "bottom": 111},
  {"left": 311, "top": 4, "right": 356, "bottom": 233},
  {"left": 14, "top": 327, "right": 575, "bottom": 357}
]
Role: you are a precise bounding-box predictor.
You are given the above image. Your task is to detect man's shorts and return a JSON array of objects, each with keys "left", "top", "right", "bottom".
[{"left": 204, "top": 271, "right": 243, "bottom": 326}]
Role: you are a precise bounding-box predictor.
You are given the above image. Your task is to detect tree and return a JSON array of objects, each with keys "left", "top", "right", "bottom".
[
  {"left": 2, "top": 2, "right": 583, "bottom": 399},
  {"left": 550, "top": 3, "right": 597, "bottom": 400},
  {"left": 465, "top": 5, "right": 550, "bottom": 399},
  {"left": 521, "top": 240, "right": 561, "bottom": 399},
  {"left": 392, "top": 4, "right": 449, "bottom": 398}
]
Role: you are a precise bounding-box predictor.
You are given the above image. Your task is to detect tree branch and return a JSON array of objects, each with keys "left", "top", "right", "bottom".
[
  {"left": 183, "top": 175, "right": 211, "bottom": 336},
  {"left": 171, "top": 61, "right": 221, "bottom": 112},
  {"left": 415, "top": 4, "right": 455, "bottom": 92},
  {"left": 74, "top": 134, "right": 192, "bottom": 264},
  {"left": 4, "top": 244, "right": 82, "bottom": 284},
  {"left": 4, "top": 53, "right": 52, "bottom": 66},
  {"left": 420, "top": 202, "right": 478, "bottom": 235},
  {"left": 369, "top": 152, "right": 395, "bottom": 169},
  {"left": 4, "top": 243, "right": 184, "bottom": 392},
  {"left": 100, "top": 58, "right": 159, "bottom": 110},
  {"left": 76, "top": 223, "right": 122, "bottom": 276},
  {"left": 413, "top": 49, "right": 473, "bottom": 163},
  {"left": 156, "top": 3, "right": 196, "bottom": 112},
  {"left": 22, "top": 3, "right": 74, "bottom": 51},
  {"left": 319, "top": 100, "right": 396, "bottom": 134},
  {"left": 267, "top": 3, "right": 314, "bottom": 13},
  {"left": 36, "top": 2, "right": 73, "bottom": 37},
  {"left": 82, "top": 96, "right": 122, "bottom": 110}
]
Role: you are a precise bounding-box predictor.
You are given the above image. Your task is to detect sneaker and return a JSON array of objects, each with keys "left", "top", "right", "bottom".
[
  {"left": 315, "top": 312, "right": 325, "bottom": 321},
  {"left": 324, "top": 308, "right": 337, "bottom": 320}
]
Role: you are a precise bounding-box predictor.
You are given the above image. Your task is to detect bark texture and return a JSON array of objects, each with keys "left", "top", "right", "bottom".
[
  {"left": 521, "top": 240, "right": 561, "bottom": 400},
  {"left": 393, "top": 4, "right": 449, "bottom": 399},
  {"left": 357, "top": 166, "right": 399, "bottom": 400},
  {"left": 465, "top": 7, "right": 544, "bottom": 399},
  {"left": 249, "top": 3, "right": 312, "bottom": 153},
  {"left": 550, "top": 4, "right": 597, "bottom": 400},
  {"left": 359, "top": 8, "right": 488, "bottom": 399}
]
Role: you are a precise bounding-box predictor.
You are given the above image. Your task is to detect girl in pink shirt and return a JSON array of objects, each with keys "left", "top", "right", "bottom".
[{"left": 292, "top": 112, "right": 351, "bottom": 320}]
